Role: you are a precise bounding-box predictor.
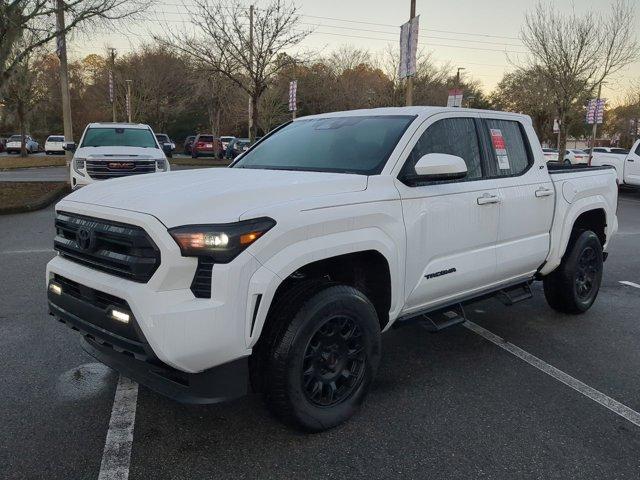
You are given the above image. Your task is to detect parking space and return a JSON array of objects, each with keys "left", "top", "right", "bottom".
[{"left": 2, "top": 193, "right": 640, "bottom": 479}]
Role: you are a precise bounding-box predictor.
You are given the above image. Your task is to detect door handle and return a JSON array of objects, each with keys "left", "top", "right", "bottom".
[
  {"left": 535, "top": 187, "right": 554, "bottom": 197},
  {"left": 477, "top": 193, "right": 501, "bottom": 205},
  {"left": 628, "top": 159, "right": 634, "bottom": 162}
]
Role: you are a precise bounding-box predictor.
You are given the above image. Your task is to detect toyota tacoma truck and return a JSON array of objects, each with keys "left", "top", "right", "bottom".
[
  {"left": 65, "top": 122, "right": 172, "bottom": 189},
  {"left": 46, "top": 107, "right": 618, "bottom": 431}
]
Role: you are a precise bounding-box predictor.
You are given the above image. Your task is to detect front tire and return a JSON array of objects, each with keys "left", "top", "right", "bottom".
[
  {"left": 543, "top": 230, "right": 603, "bottom": 314},
  {"left": 260, "top": 284, "right": 381, "bottom": 432}
]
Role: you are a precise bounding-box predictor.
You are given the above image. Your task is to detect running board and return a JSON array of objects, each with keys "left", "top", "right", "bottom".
[
  {"left": 420, "top": 303, "right": 467, "bottom": 332},
  {"left": 495, "top": 282, "right": 532, "bottom": 306}
]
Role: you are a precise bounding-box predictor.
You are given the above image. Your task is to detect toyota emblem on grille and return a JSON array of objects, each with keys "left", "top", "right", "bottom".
[{"left": 76, "top": 227, "right": 95, "bottom": 251}]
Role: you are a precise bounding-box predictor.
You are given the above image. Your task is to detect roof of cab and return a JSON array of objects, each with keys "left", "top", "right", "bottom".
[
  {"left": 86, "top": 122, "right": 151, "bottom": 129},
  {"left": 299, "top": 106, "right": 532, "bottom": 124}
]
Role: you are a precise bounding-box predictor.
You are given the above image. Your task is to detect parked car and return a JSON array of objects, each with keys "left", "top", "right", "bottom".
[
  {"left": 155, "top": 134, "right": 176, "bottom": 157},
  {"left": 45, "top": 135, "right": 66, "bottom": 155},
  {"left": 46, "top": 107, "right": 618, "bottom": 432},
  {"left": 225, "top": 137, "right": 250, "bottom": 159},
  {"left": 589, "top": 139, "right": 640, "bottom": 188},
  {"left": 220, "top": 136, "right": 235, "bottom": 151},
  {"left": 5, "top": 134, "right": 39, "bottom": 154},
  {"left": 564, "top": 149, "right": 588, "bottom": 165},
  {"left": 585, "top": 147, "right": 629, "bottom": 155},
  {"left": 65, "top": 122, "right": 171, "bottom": 189},
  {"left": 192, "top": 134, "right": 223, "bottom": 158},
  {"left": 183, "top": 135, "right": 196, "bottom": 155},
  {"left": 542, "top": 147, "right": 559, "bottom": 162}
]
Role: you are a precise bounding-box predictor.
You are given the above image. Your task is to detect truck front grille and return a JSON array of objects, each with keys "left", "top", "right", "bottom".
[
  {"left": 54, "top": 211, "right": 160, "bottom": 283},
  {"left": 86, "top": 159, "right": 156, "bottom": 180}
]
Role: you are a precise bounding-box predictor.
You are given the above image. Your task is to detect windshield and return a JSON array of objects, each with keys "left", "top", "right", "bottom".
[
  {"left": 47, "top": 136, "right": 64, "bottom": 142},
  {"left": 156, "top": 134, "right": 169, "bottom": 142},
  {"left": 233, "top": 115, "right": 415, "bottom": 174},
  {"left": 8, "top": 135, "right": 22, "bottom": 142},
  {"left": 81, "top": 128, "right": 158, "bottom": 148}
]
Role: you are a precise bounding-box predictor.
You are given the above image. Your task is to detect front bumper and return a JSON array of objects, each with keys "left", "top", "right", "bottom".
[{"left": 48, "top": 281, "right": 249, "bottom": 404}]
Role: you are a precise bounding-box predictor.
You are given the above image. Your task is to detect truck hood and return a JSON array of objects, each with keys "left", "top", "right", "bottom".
[
  {"left": 74, "top": 146, "right": 164, "bottom": 159},
  {"left": 63, "top": 167, "right": 368, "bottom": 227}
]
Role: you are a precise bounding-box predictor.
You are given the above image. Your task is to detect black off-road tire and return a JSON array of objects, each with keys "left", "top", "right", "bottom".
[
  {"left": 543, "top": 230, "right": 603, "bottom": 314},
  {"left": 257, "top": 283, "right": 381, "bottom": 432}
]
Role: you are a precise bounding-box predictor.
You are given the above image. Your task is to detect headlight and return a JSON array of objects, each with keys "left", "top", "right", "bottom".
[
  {"left": 73, "top": 158, "right": 86, "bottom": 176},
  {"left": 156, "top": 159, "right": 166, "bottom": 171},
  {"left": 169, "top": 217, "right": 276, "bottom": 263}
]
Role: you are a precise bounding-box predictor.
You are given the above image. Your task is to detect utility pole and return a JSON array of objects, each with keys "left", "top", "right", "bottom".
[
  {"left": 588, "top": 82, "right": 603, "bottom": 163},
  {"left": 109, "top": 48, "right": 117, "bottom": 122},
  {"left": 126, "top": 79, "right": 132, "bottom": 123},
  {"left": 55, "top": 0, "right": 73, "bottom": 165},
  {"left": 456, "top": 67, "right": 465, "bottom": 88},
  {"left": 405, "top": 0, "right": 416, "bottom": 106},
  {"left": 247, "top": 4, "right": 254, "bottom": 141}
]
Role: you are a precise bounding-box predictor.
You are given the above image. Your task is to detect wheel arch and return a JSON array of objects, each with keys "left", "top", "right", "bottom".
[{"left": 246, "top": 239, "right": 400, "bottom": 350}]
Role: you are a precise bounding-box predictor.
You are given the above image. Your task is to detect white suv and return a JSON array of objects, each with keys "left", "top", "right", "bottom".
[{"left": 67, "top": 123, "right": 171, "bottom": 189}]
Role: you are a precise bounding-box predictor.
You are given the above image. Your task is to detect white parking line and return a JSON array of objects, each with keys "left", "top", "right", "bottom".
[
  {"left": 619, "top": 280, "right": 640, "bottom": 289},
  {"left": 0, "top": 248, "right": 54, "bottom": 255},
  {"left": 98, "top": 376, "right": 139, "bottom": 480},
  {"left": 464, "top": 320, "right": 640, "bottom": 428}
]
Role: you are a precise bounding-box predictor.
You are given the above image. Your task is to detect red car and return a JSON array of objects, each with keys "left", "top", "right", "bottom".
[{"left": 192, "top": 134, "right": 223, "bottom": 159}]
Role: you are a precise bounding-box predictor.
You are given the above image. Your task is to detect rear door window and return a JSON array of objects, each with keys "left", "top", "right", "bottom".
[
  {"left": 400, "top": 117, "right": 483, "bottom": 184},
  {"left": 481, "top": 119, "right": 532, "bottom": 177}
]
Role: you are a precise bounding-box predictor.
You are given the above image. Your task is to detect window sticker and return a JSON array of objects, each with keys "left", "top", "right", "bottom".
[{"left": 490, "top": 128, "right": 510, "bottom": 170}]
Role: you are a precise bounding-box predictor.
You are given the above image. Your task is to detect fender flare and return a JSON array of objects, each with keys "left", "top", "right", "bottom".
[{"left": 244, "top": 227, "right": 403, "bottom": 348}]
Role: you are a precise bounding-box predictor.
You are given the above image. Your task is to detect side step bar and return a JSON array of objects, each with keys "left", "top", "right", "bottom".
[
  {"left": 393, "top": 280, "right": 534, "bottom": 333},
  {"left": 420, "top": 303, "right": 466, "bottom": 332},
  {"left": 495, "top": 282, "right": 532, "bottom": 306}
]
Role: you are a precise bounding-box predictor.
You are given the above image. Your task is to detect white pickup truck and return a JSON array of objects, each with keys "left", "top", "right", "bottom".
[
  {"left": 65, "top": 122, "right": 172, "bottom": 189},
  {"left": 46, "top": 107, "right": 618, "bottom": 431},
  {"left": 589, "top": 139, "right": 640, "bottom": 188}
]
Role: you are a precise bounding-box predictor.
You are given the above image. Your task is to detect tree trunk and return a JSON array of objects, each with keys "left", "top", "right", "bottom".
[
  {"left": 556, "top": 108, "right": 567, "bottom": 163},
  {"left": 250, "top": 94, "right": 259, "bottom": 142},
  {"left": 18, "top": 101, "right": 26, "bottom": 158}
]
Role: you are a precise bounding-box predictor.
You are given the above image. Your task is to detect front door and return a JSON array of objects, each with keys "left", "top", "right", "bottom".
[{"left": 395, "top": 114, "right": 500, "bottom": 314}]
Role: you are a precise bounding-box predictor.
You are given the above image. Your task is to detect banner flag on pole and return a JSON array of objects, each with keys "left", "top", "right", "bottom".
[
  {"left": 288, "top": 80, "right": 297, "bottom": 112},
  {"left": 399, "top": 15, "right": 419, "bottom": 80}
]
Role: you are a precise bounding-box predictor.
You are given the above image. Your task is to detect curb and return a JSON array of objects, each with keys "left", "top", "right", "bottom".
[{"left": 0, "top": 183, "right": 71, "bottom": 215}]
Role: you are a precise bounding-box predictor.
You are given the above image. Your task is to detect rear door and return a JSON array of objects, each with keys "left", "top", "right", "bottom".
[
  {"left": 478, "top": 116, "right": 554, "bottom": 281},
  {"left": 624, "top": 141, "right": 640, "bottom": 186},
  {"left": 394, "top": 113, "right": 501, "bottom": 312}
]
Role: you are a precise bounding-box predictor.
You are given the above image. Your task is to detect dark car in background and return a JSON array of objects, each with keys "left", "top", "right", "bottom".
[
  {"left": 192, "top": 134, "right": 223, "bottom": 158},
  {"left": 183, "top": 135, "right": 196, "bottom": 155},
  {"left": 225, "top": 137, "right": 250, "bottom": 159},
  {"left": 155, "top": 134, "right": 176, "bottom": 157}
]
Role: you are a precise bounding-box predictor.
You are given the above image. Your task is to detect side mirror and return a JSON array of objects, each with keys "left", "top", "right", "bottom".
[
  {"left": 63, "top": 142, "right": 76, "bottom": 152},
  {"left": 162, "top": 143, "right": 173, "bottom": 154},
  {"left": 412, "top": 153, "right": 467, "bottom": 180}
]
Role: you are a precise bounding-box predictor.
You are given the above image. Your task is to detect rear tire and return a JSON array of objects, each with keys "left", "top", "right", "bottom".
[
  {"left": 543, "top": 230, "right": 603, "bottom": 314},
  {"left": 258, "top": 284, "right": 381, "bottom": 432},
  {"left": 563, "top": 159, "right": 571, "bottom": 166}
]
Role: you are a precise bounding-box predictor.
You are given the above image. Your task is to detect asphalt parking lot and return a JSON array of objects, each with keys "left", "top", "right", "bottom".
[{"left": 2, "top": 190, "right": 640, "bottom": 480}]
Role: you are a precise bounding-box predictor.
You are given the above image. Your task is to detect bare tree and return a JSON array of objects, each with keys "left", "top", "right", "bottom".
[
  {"left": 0, "top": 0, "right": 148, "bottom": 91},
  {"left": 520, "top": 0, "right": 638, "bottom": 160},
  {"left": 2, "top": 47, "right": 45, "bottom": 156},
  {"left": 158, "top": 0, "right": 311, "bottom": 141}
]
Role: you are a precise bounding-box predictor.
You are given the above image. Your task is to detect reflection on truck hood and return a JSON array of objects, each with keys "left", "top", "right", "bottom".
[{"left": 63, "top": 167, "right": 368, "bottom": 227}]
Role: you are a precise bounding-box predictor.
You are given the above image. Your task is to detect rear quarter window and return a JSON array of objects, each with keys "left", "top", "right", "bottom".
[{"left": 482, "top": 119, "right": 532, "bottom": 177}]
